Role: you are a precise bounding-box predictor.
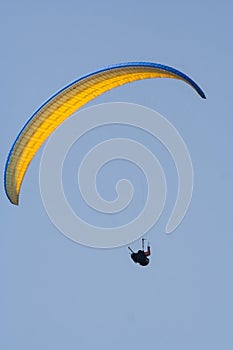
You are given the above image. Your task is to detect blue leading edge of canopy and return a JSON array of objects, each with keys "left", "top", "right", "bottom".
[{"left": 4, "top": 62, "right": 206, "bottom": 203}]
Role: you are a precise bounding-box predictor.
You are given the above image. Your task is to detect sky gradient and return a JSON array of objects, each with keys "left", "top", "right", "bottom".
[{"left": 1, "top": 1, "right": 233, "bottom": 349}]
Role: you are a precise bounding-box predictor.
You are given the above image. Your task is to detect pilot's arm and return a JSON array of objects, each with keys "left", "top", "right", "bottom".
[{"left": 144, "top": 246, "right": 151, "bottom": 257}]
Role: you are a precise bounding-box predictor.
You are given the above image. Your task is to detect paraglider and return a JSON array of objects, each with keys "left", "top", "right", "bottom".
[
  {"left": 4, "top": 62, "right": 206, "bottom": 205},
  {"left": 129, "top": 239, "right": 151, "bottom": 266}
]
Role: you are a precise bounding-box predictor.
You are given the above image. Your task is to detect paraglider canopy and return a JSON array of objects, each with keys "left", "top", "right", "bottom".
[{"left": 4, "top": 62, "right": 206, "bottom": 205}]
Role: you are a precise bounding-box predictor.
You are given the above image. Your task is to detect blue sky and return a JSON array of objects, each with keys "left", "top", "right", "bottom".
[{"left": 1, "top": 1, "right": 233, "bottom": 349}]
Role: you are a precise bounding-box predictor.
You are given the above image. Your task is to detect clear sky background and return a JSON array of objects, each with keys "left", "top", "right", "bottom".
[{"left": 1, "top": 1, "right": 233, "bottom": 349}]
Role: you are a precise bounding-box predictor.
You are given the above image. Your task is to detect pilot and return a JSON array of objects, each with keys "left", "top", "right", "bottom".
[{"left": 128, "top": 239, "right": 151, "bottom": 266}]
